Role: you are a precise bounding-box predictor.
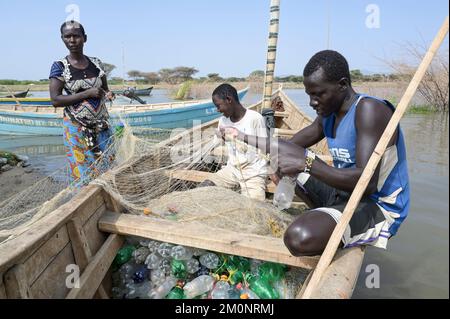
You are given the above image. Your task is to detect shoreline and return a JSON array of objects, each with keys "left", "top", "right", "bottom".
[{"left": 0, "top": 166, "right": 44, "bottom": 202}]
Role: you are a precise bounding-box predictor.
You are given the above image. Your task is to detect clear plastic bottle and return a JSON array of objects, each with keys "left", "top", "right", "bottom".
[
  {"left": 170, "top": 245, "right": 193, "bottom": 261},
  {"left": 199, "top": 253, "right": 219, "bottom": 269},
  {"left": 273, "top": 176, "right": 297, "bottom": 210},
  {"left": 183, "top": 275, "right": 215, "bottom": 299},
  {"left": 148, "top": 276, "right": 177, "bottom": 299},
  {"left": 211, "top": 281, "right": 230, "bottom": 299}
]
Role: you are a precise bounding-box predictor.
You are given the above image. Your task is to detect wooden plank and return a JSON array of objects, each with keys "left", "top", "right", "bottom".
[
  {"left": 0, "top": 185, "right": 103, "bottom": 274},
  {"left": 0, "top": 275, "right": 7, "bottom": 299},
  {"left": 67, "top": 215, "right": 109, "bottom": 299},
  {"left": 166, "top": 169, "right": 277, "bottom": 193},
  {"left": 66, "top": 234, "right": 123, "bottom": 299},
  {"left": 4, "top": 264, "right": 33, "bottom": 298},
  {"left": 23, "top": 226, "right": 70, "bottom": 286},
  {"left": 99, "top": 212, "right": 319, "bottom": 270},
  {"left": 29, "top": 243, "right": 74, "bottom": 298},
  {"left": 82, "top": 205, "right": 108, "bottom": 256},
  {"left": 274, "top": 111, "right": 289, "bottom": 118}
]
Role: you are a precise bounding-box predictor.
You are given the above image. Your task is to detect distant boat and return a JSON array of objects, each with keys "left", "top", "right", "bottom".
[
  {"left": 0, "top": 87, "right": 249, "bottom": 135},
  {"left": 0, "top": 89, "right": 29, "bottom": 98},
  {"left": 0, "top": 97, "right": 52, "bottom": 106},
  {"left": 112, "top": 86, "right": 153, "bottom": 96}
]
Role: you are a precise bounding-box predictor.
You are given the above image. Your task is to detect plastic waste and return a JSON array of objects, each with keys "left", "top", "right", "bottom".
[
  {"left": 199, "top": 253, "right": 219, "bottom": 269},
  {"left": 186, "top": 258, "right": 200, "bottom": 274},
  {"left": 149, "top": 276, "right": 177, "bottom": 299},
  {"left": 170, "top": 245, "right": 193, "bottom": 261},
  {"left": 166, "top": 286, "right": 185, "bottom": 299},
  {"left": 159, "top": 259, "right": 172, "bottom": 275},
  {"left": 211, "top": 281, "right": 230, "bottom": 299},
  {"left": 240, "top": 287, "right": 261, "bottom": 299},
  {"left": 133, "top": 247, "right": 150, "bottom": 264},
  {"left": 126, "top": 281, "right": 153, "bottom": 299},
  {"left": 273, "top": 175, "right": 297, "bottom": 210},
  {"left": 195, "top": 265, "right": 210, "bottom": 277},
  {"left": 132, "top": 265, "right": 150, "bottom": 283},
  {"left": 183, "top": 275, "right": 215, "bottom": 299},
  {"left": 258, "top": 262, "right": 286, "bottom": 283},
  {"left": 150, "top": 269, "right": 166, "bottom": 287},
  {"left": 247, "top": 274, "right": 279, "bottom": 299},
  {"left": 145, "top": 252, "right": 163, "bottom": 270},
  {"left": 113, "top": 245, "right": 135, "bottom": 268},
  {"left": 118, "top": 261, "right": 139, "bottom": 282},
  {"left": 158, "top": 242, "right": 174, "bottom": 258},
  {"left": 171, "top": 259, "right": 187, "bottom": 279},
  {"left": 147, "top": 240, "right": 160, "bottom": 253}
]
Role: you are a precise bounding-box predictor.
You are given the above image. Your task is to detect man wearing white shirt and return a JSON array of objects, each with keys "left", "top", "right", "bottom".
[{"left": 201, "top": 84, "right": 269, "bottom": 201}]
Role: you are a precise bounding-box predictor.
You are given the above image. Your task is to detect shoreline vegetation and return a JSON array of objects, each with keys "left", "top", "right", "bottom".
[{"left": 0, "top": 80, "right": 444, "bottom": 115}]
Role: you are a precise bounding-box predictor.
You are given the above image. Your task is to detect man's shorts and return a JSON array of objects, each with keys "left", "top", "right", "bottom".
[{"left": 297, "top": 173, "right": 394, "bottom": 249}]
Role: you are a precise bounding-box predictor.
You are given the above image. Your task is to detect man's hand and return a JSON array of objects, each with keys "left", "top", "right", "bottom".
[
  {"left": 105, "top": 91, "right": 116, "bottom": 101},
  {"left": 273, "top": 139, "right": 306, "bottom": 176},
  {"left": 218, "top": 126, "right": 244, "bottom": 141}
]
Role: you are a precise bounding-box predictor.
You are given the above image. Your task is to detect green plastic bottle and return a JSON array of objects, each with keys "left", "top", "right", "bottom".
[
  {"left": 166, "top": 286, "right": 185, "bottom": 299},
  {"left": 247, "top": 274, "right": 279, "bottom": 299},
  {"left": 113, "top": 245, "right": 135, "bottom": 268},
  {"left": 258, "top": 262, "right": 287, "bottom": 283},
  {"left": 171, "top": 259, "right": 187, "bottom": 279}
]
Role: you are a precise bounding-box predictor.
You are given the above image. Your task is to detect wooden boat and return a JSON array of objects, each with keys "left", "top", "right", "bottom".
[
  {"left": 0, "top": 89, "right": 29, "bottom": 99},
  {"left": 112, "top": 87, "right": 153, "bottom": 96},
  {"left": 0, "top": 88, "right": 365, "bottom": 299},
  {"left": 0, "top": 97, "right": 52, "bottom": 106},
  {"left": 0, "top": 88, "right": 248, "bottom": 135}
]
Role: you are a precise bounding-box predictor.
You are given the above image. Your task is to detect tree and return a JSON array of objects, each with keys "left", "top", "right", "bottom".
[
  {"left": 248, "top": 70, "right": 265, "bottom": 79},
  {"left": 141, "top": 72, "right": 160, "bottom": 85},
  {"left": 127, "top": 70, "right": 143, "bottom": 81},
  {"left": 159, "top": 68, "right": 178, "bottom": 84},
  {"left": 207, "top": 73, "right": 223, "bottom": 82},
  {"left": 102, "top": 63, "right": 116, "bottom": 78},
  {"left": 350, "top": 69, "right": 363, "bottom": 82},
  {"left": 173, "top": 66, "right": 199, "bottom": 81}
]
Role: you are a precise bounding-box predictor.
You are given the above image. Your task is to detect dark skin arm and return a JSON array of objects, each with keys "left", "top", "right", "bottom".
[
  {"left": 277, "top": 99, "right": 397, "bottom": 195},
  {"left": 49, "top": 75, "right": 112, "bottom": 108}
]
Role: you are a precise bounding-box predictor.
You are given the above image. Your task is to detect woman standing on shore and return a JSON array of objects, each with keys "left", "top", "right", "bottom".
[{"left": 49, "top": 21, "right": 115, "bottom": 187}]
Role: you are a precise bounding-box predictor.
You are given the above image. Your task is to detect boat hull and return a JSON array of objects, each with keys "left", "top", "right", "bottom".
[{"left": 0, "top": 89, "right": 248, "bottom": 135}]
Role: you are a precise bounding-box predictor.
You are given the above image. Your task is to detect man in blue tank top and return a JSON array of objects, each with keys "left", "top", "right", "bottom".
[
  {"left": 223, "top": 50, "right": 410, "bottom": 256},
  {"left": 278, "top": 50, "right": 410, "bottom": 256}
]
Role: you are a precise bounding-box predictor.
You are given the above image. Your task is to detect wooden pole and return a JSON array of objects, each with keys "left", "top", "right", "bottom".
[
  {"left": 260, "top": 0, "right": 280, "bottom": 113},
  {"left": 301, "top": 16, "right": 449, "bottom": 299}
]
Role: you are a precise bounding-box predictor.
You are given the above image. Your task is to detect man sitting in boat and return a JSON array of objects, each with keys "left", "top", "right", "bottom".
[
  {"left": 199, "top": 84, "right": 269, "bottom": 201},
  {"left": 223, "top": 50, "right": 410, "bottom": 256}
]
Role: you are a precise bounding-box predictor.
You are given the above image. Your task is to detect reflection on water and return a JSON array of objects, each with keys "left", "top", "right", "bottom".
[{"left": 1, "top": 89, "right": 448, "bottom": 298}]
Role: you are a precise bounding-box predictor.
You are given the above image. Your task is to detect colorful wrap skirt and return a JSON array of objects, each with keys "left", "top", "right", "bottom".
[{"left": 63, "top": 117, "right": 114, "bottom": 187}]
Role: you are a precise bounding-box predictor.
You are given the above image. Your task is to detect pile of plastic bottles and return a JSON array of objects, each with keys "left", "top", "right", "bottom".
[{"left": 111, "top": 236, "right": 291, "bottom": 299}]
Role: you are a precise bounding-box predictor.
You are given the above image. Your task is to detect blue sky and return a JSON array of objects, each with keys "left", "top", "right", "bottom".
[{"left": 0, "top": 0, "right": 448, "bottom": 80}]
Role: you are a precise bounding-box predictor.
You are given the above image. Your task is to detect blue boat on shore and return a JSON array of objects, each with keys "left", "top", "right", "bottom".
[{"left": 0, "top": 88, "right": 249, "bottom": 135}]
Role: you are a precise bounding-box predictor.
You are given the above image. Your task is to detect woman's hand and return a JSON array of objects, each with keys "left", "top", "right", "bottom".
[
  {"left": 84, "top": 88, "right": 106, "bottom": 99},
  {"left": 105, "top": 91, "right": 115, "bottom": 101}
]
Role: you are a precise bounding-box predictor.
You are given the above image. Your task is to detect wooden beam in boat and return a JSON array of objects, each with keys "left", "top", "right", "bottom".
[
  {"left": 66, "top": 217, "right": 109, "bottom": 299},
  {"left": 66, "top": 234, "right": 123, "bottom": 299},
  {"left": 98, "top": 212, "right": 319, "bottom": 270},
  {"left": 4, "top": 264, "right": 32, "bottom": 298},
  {"left": 274, "top": 111, "right": 290, "bottom": 118},
  {"left": 165, "top": 169, "right": 277, "bottom": 193}
]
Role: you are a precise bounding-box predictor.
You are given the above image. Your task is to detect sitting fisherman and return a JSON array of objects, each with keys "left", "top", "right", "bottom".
[
  {"left": 221, "top": 51, "right": 410, "bottom": 256},
  {"left": 199, "top": 84, "right": 269, "bottom": 202}
]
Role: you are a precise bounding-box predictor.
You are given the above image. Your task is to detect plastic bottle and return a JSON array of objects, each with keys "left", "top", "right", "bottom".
[
  {"left": 186, "top": 258, "right": 200, "bottom": 274},
  {"left": 273, "top": 176, "right": 297, "bottom": 210},
  {"left": 126, "top": 281, "right": 153, "bottom": 299},
  {"left": 133, "top": 247, "right": 150, "bottom": 264},
  {"left": 246, "top": 274, "right": 279, "bottom": 299},
  {"left": 199, "top": 253, "right": 220, "bottom": 269},
  {"left": 159, "top": 259, "right": 172, "bottom": 275},
  {"left": 149, "top": 276, "right": 177, "bottom": 299},
  {"left": 147, "top": 240, "right": 160, "bottom": 253},
  {"left": 183, "top": 275, "right": 215, "bottom": 299},
  {"left": 132, "top": 265, "right": 150, "bottom": 283},
  {"left": 170, "top": 245, "right": 193, "bottom": 261},
  {"left": 158, "top": 243, "right": 174, "bottom": 258},
  {"left": 211, "top": 281, "right": 230, "bottom": 299},
  {"left": 145, "top": 252, "right": 162, "bottom": 270},
  {"left": 240, "top": 287, "right": 261, "bottom": 299},
  {"left": 113, "top": 245, "right": 135, "bottom": 268},
  {"left": 171, "top": 259, "right": 187, "bottom": 279},
  {"left": 150, "top": 269, "right": 166, "bottom": 287},
  {"left": 166, "top": 286, "right": 185, "bottom": 299}
]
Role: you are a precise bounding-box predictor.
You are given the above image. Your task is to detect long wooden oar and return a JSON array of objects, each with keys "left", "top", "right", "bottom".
[
  {"left": 301, "top": 16, "right": 449, "bottom": 299},
  {"left": 260, "top": 0, "right": 281, "bottom": 113}
]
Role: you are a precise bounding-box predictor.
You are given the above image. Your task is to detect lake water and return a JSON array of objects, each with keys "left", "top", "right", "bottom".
[{"left": 0, "top": 89, "right": 448, "bottom": 298}]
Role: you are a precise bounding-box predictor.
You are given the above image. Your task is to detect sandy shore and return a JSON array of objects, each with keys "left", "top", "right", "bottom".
[{"left": 0, "top": 166, "right": 44, "bottom": 202}]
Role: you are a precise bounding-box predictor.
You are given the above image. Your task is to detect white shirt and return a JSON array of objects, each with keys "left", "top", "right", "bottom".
[{"left": 217, "top": 109, "right": 268, "bottom": 174}]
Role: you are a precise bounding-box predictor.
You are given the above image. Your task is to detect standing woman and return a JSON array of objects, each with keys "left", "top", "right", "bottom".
[{"left": 49, "top": 21, "right": 115, "bottom": 187}]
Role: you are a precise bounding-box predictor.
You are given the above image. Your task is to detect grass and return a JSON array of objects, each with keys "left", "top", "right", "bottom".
[{"left": 406, "top": 105, "right": 437, "bottom": 114}]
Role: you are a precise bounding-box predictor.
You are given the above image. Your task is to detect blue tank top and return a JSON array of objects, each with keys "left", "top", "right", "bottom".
[{"left": 322, "top": 94, "right": 410, "bottom": 236}]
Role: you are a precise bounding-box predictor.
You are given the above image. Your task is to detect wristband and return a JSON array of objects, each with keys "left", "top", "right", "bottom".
[{"left": 304, "top": 149, "right": 316, "bottom": 173}]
